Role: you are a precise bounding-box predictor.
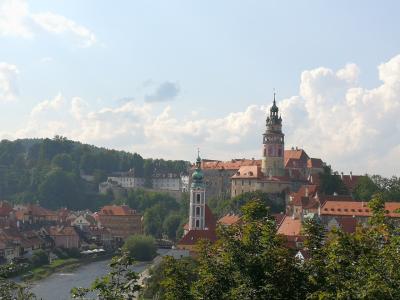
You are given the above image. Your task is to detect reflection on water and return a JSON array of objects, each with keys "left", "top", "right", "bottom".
[{"left": 31, "top": 259, "right": 149, "bottom": 300}]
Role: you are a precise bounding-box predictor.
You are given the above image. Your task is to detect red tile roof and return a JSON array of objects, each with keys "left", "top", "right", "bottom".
[
  {"left": 307, "top": 158, "right": 324, "bottom": 169},
  {"left": 99, "top": 205, "right": 137, "bottom": 216},
  {"left": 218, "top": 214, "right": 241, "bottom": 226},
  {"left": 321, "top": 201, "right": 400, "bottom": 218},
  {"left": 284, "top": 149, "right": 309, "bottom": 166},
  {"left": 48, "top": 226, "right": 79, "bottom": 237},
  {"left": 277, "top": 216, "right": 302, "bottom": 236},
  {"left": 200, "top": 159, "right": 261, "bottom": 170},
  {"left": 178, "top": 228, "right": 217, "bottom": 246},
  {"left": 290, "top": 185, "right": 318, "bottom": 206}
]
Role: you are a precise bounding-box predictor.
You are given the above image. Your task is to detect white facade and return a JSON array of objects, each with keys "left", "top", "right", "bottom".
[
  {"left": 152, "top": 177, "right": 181, "bottom": 191},
  {"left": 107, "top": 176, "right": 145, "bottom": 189},
  {"left": 189, "top": 187, "right": 206, "bottom": 230}
]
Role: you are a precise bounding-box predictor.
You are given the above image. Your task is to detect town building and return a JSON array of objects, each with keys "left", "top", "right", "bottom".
[
  {"left": 47, "top": 226, "right": 80, "bottom": 249},
  {"left": 96, "top": 205, "right": 142, "bottom": 243}
]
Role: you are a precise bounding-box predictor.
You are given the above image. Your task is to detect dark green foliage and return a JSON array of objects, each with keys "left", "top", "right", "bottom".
[
  {"left": 353, "top": 175, "right": 379, "bottom": 200},
  {"left": 124, "top": 189, "right": 185, "bottom": 239},
  {"left": 123, "top": 234, "right": 157, "bottom": 261},
  {"left": 0, "top": 137, "right": 189, "bottom": 210},
  {"left": 163, "top": 213, "right": 182, "bottom": 241},
  {"left": 71, "top": 252, "right": 141, "bottom": 300},
  {"left": 144, "top": 257, "right": 196, "bottom": 299},
  {"left": 209, "top": 190, "right": 285, "bottom": 218},
  {"left": 318, "top": 166, "right": 348, "bottom": 195},
  {"left": 30, "top": 249, "right": 49, "bottom": 267},
  {"left": 160, "top": 256, "right": 198, "bottom": 300},
  {"left": 39, "top": 169, "right": 82, "bottom": 209},
  {"left": 353, "top": 175, "right": 400, "bottom": 201}
]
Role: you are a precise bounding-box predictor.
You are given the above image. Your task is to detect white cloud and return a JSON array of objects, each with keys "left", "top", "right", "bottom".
[
  {"left": 31, "top": 12, "right": 96, "bottom": 47},
  {"left": 0, "top": 62, "right": 19, "bottom": 102},
  {"left": 0, "top": 0, "right": 32, "bottom": 38},
  {"left": 0, "top": 0, "right": 96, "bottom": 47},
  {"left": 6, "top": 54, "right": 400, "bottom": 176}
]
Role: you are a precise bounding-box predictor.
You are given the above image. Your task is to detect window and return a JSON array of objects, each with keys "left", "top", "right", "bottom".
[
  {"left": 242, "top": 180, "right": 244, "bottom": 186},
  {"left": 248, "top": 180, "right": 251, "bottom": 186},
  {"left": 278, "top": 148, "right": 282, "bottom": 156},
  {"left": 195, "top": 220, "right": 200, "bottom": 227},
  {"left": 196, "top": 194, "right": 201, "bottom": 203},
  {"left": 196, "top": 207, "right": 200, "bottom": 216}
]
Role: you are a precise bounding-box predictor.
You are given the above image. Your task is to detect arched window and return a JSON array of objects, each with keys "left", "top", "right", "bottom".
[
  {"left": 195, "top": 220, "right": 200, "bottom": 227},
  {"left": 196, "top": 206, "right": 200, "bottom": 216},
  {"left": 196, "top": 194, "right": 201, "bottom": 203}
]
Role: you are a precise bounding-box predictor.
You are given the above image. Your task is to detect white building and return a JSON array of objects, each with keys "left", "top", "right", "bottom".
[{"left": 152, "top": 174, "right": 181, "bottom": 191}]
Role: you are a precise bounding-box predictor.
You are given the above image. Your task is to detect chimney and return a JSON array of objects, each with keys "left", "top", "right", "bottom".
[
  {"left": 340, "top": 172, "right": 343, "bottom": 179},
  {"left": 350, "top": 171, "right": 353, "bottom": 180}
]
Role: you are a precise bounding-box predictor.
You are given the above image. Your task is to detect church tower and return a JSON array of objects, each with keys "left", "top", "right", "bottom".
[
  {"left": 261, "top": 94, "right": 285, "bottom": 177},
  {"left": 189, "top": 152, "right": 206, "bottom": 230}
]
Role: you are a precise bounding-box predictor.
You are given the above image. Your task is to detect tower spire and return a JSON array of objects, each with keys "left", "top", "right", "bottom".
[{"left": 273, "top": 88, "right": 276, "bottom": 105}]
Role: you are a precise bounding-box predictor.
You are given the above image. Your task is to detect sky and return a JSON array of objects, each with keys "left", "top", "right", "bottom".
[{"left": 0, "top": 0, "right": 399, "bottom": 176}]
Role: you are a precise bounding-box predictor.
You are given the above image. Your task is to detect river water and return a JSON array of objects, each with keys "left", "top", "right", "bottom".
[{"left": 31, "top": 259, "right": 150, "bottom": 300}]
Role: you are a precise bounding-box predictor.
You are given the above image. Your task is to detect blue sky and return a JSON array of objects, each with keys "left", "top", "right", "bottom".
[{"left": 0, "top": 0, "right": 400, "bottom": 176}]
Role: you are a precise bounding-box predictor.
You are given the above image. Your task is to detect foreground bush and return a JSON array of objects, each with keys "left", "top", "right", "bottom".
[{"left": 123, "top": 234, "right": 157, "bottom": 261}]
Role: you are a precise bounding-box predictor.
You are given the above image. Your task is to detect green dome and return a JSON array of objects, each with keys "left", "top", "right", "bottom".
[
  {"left": 192, "top": 169, "right": 204, "bottom": 181},
  {"left": 191, "top": 153, "right": 204, "bottom": 188}
]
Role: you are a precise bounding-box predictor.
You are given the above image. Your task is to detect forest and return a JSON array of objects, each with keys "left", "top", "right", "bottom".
[{"left": 0, "top": 136, "right": 189, "bottom": 211}]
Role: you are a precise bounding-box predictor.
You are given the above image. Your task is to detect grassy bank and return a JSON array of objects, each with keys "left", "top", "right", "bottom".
[{"left": 22, "top": 254, "right": 114, "bottom": 282}]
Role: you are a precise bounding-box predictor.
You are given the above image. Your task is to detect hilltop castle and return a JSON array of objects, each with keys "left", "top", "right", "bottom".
[{"left": 189, "top": 94, "right": 325, "bottom": 204}]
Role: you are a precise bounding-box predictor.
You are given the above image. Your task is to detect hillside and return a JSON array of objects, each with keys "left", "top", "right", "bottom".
[{"left": 0, "top": 136, "right": 190, "bottom": 210}]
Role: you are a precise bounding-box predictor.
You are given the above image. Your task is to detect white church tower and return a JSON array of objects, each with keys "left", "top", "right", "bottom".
[{"left": 189, "top": 152, "right": 206, "bottom": 230}]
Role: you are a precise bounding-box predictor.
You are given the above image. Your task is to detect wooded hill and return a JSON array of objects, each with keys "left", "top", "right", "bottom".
[{"left": 0, "top": 136, "right": 190, "bottom": 210}]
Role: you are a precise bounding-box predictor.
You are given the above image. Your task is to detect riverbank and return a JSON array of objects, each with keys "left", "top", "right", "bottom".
[{"left": 22, "top": 253, "right": 114, "bottom": 282}]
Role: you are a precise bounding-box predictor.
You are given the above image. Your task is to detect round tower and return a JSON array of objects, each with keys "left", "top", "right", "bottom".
[
  {"left": 261, "top": 94, "right": 285, "bottom": 177},
  {"left": 189, "top": 153, "right": 206, "bottom": 230}
]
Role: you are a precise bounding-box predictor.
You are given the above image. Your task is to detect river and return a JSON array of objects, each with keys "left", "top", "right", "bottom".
[{"left": 30, "top": 258, "right": 151, "bottom": 300}]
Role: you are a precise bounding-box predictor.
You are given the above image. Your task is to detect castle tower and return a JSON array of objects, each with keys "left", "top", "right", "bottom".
[
  {"left": 261, "top": 94, "right": 285, "bottom": 177},
  {"left": 189, "top": 152, "right": 206, "bottom": 230}
]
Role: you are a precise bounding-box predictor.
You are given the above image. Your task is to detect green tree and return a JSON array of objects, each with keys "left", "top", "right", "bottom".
[
  {"left": 123, "top": 234, "right": 157, "bottom": 261},
  {"left": 353, "top": 175, "right": 379, "bottom": 201},
  {"left": 160, "top": 256, "right": 197, "bottom": 300},
  {"left": 160, "top": 200, "right": 306, "bottom": 300},
  {"left": 318, "top": 166, "right": 348, "bottom": 195},
  {"left": 71, "top": 252, "right": 141, "bottom": 300},
  {"left": 38, "top": 169, "right": 81, "bottom": 209},
  {"left": 51, "top": 153, "right": 75, "bottom": 172},
  {"left": 30, "top": 249, "right": 49, "bottom": 267},
  {"left": 163, "top": 213, "right": 182, "bottom": 241}
]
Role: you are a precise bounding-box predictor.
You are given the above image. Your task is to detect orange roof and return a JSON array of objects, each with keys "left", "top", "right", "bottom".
[
  {"left": 284, "top": 149, "right": 309, "bottom": 165},
  {"left": 277, "top": 216, "right": 302, "bottom": 236},
  {"left": 307, "top": 158, "right": 323, "bottom": 169},
  {"left": 99, "top": 205, "right": 137, "bottom": 216},
  {"left": 218, "top": 214, "right": 241, "bottom": 226},
  {"left": 15, "top": 204, "right": 57, "bottom": 220},
  {"left": 290, "top": 185, "right": 318, "bottom": 206},
  {"left": 321, "top": 201, "right": 400, "bottom": 218},
  {"left": 200, "top": 159, "right": 261, "bottom": 170},
  {"left": 232, "top": 165, "right": 262, "bottom": 179},
  {"left": 178, "top": 228, "right": 217, "bottom": 246},
  {"left": 48, "top": 226, "right": 78, "bottom": 236}
]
